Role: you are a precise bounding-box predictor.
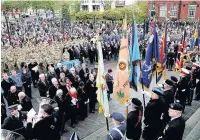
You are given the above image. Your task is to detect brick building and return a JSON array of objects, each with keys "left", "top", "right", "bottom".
[{"left": 148, "top": 1, "right": 200, "bottom": 20}]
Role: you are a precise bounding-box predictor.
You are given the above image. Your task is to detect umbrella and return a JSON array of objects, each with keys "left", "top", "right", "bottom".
[{"left": 69, "top": 132, "right": 80, "bottom": 140}]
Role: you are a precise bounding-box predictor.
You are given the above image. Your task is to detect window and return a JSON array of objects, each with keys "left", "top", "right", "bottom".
[
  {"left": 188, "top": 5, "right": 196, "bottom": 18},
  {"left": 160, "top": 5, "right": 167, "bottom": 17},
  {"left": 170, "top": 5, "right": 178, "bottom": 17},
  {"left": 82, "top": 5, "right": 88, "bottom": 11},
  {"left": 93, "top": 5, "right": 100, "bottom": 11}
]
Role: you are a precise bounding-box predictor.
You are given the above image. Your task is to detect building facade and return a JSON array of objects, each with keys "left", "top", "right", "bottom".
[
  {"left": 148, "top": 1, "right": 200, "bottom": 20},
  {"left": 80, "top": 0, "right": 126, "bottom": 12}
]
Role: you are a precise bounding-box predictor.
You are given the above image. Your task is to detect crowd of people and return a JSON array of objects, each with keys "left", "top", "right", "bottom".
[{"left": 1, "top": 14, "right": 200, "bottom": 140}]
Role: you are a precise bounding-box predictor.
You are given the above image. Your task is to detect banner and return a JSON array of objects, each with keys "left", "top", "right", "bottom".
[
  {"left": 113, "top": 17, "right": 130, "bottom": 104},
  {"left": 129, "top": 21, "right": 141, "bottom": 91},
  {"left": 139, "top": 24, "right": 160, "bottom": 89},
  {"left": 96, "top": 37, "right": 109, "bottom": 114}
]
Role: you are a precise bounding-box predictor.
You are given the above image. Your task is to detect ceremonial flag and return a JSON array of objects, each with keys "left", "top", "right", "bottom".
[
  {"left": 139, "top": 24, "right": 160, "bottom": 89},
  {"left": 113, "top": 17, "right": 130, "bottom": 104},
  {"left": 194, "top": 21, "right": 200, "bottom": 48},
  {"left": 129, "top": 21, "right": 141, "bottom": 91},
  {"left": 96, "top": 36, "right": 109, "bottom": 115},
  {"left": 157, "top": 24, "right": 167, "bottom": 81}
]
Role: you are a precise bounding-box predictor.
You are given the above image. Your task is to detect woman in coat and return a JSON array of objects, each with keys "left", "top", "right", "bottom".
[{"left": 105, "top": 69, "right": 114, "bottom": 100}]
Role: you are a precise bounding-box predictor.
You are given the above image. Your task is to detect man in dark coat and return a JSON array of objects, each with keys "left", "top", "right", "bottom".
[
  {"left": 2, "top": 104, "right": 27, "bottom": 138},
  {"left": 1, "top": 73, "right": 14, "bottom": 99},
  {"left": 162, "top": 79, "right": 175, "bottom": 125},
  {"left": 105, "top": 69, "right": 114, "bottom": 100},
  {"left": 126, "top": 98, "right": 143, "bottom": 140},
  {"left": 28, "top": 61, "right": 39, "bottom": 88},
  {"left": 188, "top": 63, "right": 199, "bottom": 104},
  {"left": 54, "top": 89, "right": 68, "bottom": 134},
  {"left": 167, "top": 49, "right": 174, "bottom": 71},
  {"left": 176, "top": 68, "right": 190, "bottom": 112},
  {"left": 26, "top": 104, "right": 60, "bottom": 140},
  {"left": 77, "top": 82, "right": 89, "bottom": 120},
  {"left": 48, "top": 78, "right": 60, "bottom": 99},
  {"left": 79, "top": 63, "right": 89, "bottom": 83},
  {"left": 142, "top": 87, "right": 165, "bottom": 140},
  {"left": 158, "top": 103, "right": 185, "bottom": 140},
  {"left": 7, "top": 86, "right": 20, "bottom": 106},
  {"left": 85, "top": 74, "right": 97, "bottom": 113},
  {"left": 21, "top": 69, "right": 32, "bottom": 98},
  {"left": 18, "top": 92, "right": 33, "bottom": 112},
  {"left": 38, "top": 74, "right": 50, "bottom": 97}
]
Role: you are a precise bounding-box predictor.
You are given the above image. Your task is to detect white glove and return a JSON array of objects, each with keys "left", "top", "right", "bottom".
[
  {"left": 142, "top": 90, "right": 151, "bottom": 98},
  {"left": 124, "top": 102, "right": 129, "bottom": 107},
  {"left": 87, "top": 99, "right": 90, "bottom": 103},
  {"left": 71, "top": 98, "right": 76, "bottom": 105},
  {"left": 17, "top": 105, "right": 22, "bottom": 111},
  {"left": 158, "top": 136, "right": 163, "bottom": 140},
  {"left": 157, "top": 83, "right": 163, "bottom": 88},
  {"left": 104, "top": 113, "right": 110, "bottom": 118}
]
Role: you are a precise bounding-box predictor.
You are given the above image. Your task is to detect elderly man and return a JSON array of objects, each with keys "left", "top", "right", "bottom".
[
  {"left": 7, "top": 86, "right": 20, "bottom": 106},
  {"left": 10, "top": 70, "right": 23, "bottom": 91},
  {"left": 85, "top": 74, "right": 97, "bottom": 113},
  {"left": 38, "top": 74, "right": 49, "bottom": 97},
  {"left": 158, "top": 103, "right": 185, "bottom": 140},
  {"left": 1, "top": 73, "right": 14, "bottom": 99},
  {"left": 48, "top": 78, "right": 60, "bottom": 99},
  {"left": 18, "top": 92, "right": 32, "bottom": 112}
]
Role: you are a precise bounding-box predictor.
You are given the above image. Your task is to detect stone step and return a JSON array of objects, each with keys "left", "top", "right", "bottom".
[
  {"left": 184, "top": 120, "right": 200, "bottom": 140},
  {"left": 183, "top": 107, "right": 200, "bottom": 140}
]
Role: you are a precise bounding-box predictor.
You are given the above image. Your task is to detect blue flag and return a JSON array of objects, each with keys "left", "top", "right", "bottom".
[
  {"left": 139, "top": 24, "right": 160, "bottom": 89},
  {"left": 132, "top": 21, "right": 141, "bottom": 91}
]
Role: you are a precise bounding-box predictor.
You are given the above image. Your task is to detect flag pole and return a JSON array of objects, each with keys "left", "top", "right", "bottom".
[
  {"left": 106, "top": 117, "right": 109, "bottom": 131},
  {"left": 140, "top": 19, "right": 146, "bottom": 107}
]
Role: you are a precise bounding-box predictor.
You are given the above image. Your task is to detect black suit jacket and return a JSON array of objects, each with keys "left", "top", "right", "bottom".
[
  {"left": 79, "top": 68, "right": 89, "bottom": 83},
  {"left": 2, "top": 111, "right": 27, "bottom": 136},
  {"left": 20, "top": 96, "right": 33, "bottom": 111},
  {"left": 7, "top": 91, "right": 20, "bottom": 106},
  {"left": 127, "top": 109, "right": 143, "bottom": 139},
  {"left": 48, "top": 85, "right": 59, "bottom": 99},
  {"left": 38, "top": 80, "right": 49, "bottom": 97},
  {"left": 162, "top": 117, "right": 185, "bottom": 140},
  {"left": 27, "top": 115, "right": 60, "bottom": 140},
  {"left": 1, "top": 78, "right": 14, "bottom": 98}
]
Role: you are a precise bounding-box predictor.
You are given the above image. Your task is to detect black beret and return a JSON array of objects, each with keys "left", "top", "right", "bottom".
[
  {"left": 108, "top": 69, "right": 112, "bottom": 73},
  {"left": 171, "top": 76, "right": 178, "bottom": 83},
  {"left": 131, "top": 98, "right": 142, "bottom": 106},
  {"left": 186, "top": 66, "right": 192, "bottom": 71},
  {"left": 165, "top": 79, "right": 174, "bottom": 86},
  {"left": 169, "top": 103, "right": 183, "bottom": 111},
  {"left": 152, "top": 87, "right": 164, "bottom": 96},
  {"left": 79, "top": 81, "right": 85, "bottom": 87}
]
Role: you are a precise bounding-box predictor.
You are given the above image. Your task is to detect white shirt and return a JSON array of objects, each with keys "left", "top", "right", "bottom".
[{"left": 171, "top": 115, "right": 181, "bottom": 121}]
